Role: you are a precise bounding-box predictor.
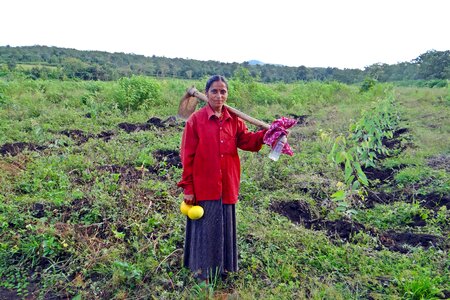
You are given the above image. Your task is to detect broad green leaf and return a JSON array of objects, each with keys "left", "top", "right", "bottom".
[
  {"left": 356, "top": 167, "right": 369, "bottom": 186},
  {"left": 331, "top": 190, "right": 345, "bottom": 201},
  {"left": 345, "top": 175, "right": 355, "bottom": 185},
  {"left": 336, "top": 206, "right": 347, "bottom": 212},
  {"left": 345, "top": 152, "right": 354, "bottom": 162},
  {"left": 346, "top": 209, "right": 358, "bottom": 216},
  {"left": 353, "top": 161, "right": 363, "bottom": 173},
  {"left": 345, "top": 159, "right": 353, "bottom": 180},
  {"left": 336, "top": 151, "right": 346, "bottom": 164}
]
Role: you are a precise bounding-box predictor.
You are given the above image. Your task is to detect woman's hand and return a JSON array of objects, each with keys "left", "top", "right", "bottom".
[
  {"left": 183, "top": 194, "right": 195, "bottom": 205},
  {"left": 182, "top": 90, "right": 196, "bottom": 101}
]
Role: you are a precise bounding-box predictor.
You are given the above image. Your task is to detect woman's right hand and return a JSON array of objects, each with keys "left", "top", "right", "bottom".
[
  {"left": 182, "top": 90, "right": 195, "bottom": 100},
  {"left": 183, "top": 194, "right": 195, "bottom": 205}
]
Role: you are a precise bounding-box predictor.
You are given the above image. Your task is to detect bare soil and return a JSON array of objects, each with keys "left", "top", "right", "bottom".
[
  {"left": 96, "top": 164, "right": 148, "bottom": 184},
  {"left": 60, "top": 129, "right": 115, "bottom": 144},
  {"left": 118, "top": 116, "right": 183, "bottom": 133},
  {"left": 0, "top": 142, "right": 46, "bottom": 156},
  {"left": 427, "top": 154, "right": 450, "bottom": 172},
  {"left": 270, "top": 199, "right": 447, "bottom": 253},
  {"left": 0, "top": 116, "right": 182, "bottom": 156}
]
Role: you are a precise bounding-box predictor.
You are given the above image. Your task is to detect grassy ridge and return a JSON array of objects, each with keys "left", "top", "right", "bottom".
[{"left": 0, "top": 76, "right": 448, "bottom": 299}]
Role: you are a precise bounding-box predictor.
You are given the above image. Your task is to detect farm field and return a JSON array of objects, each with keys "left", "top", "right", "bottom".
[{"left": 0, "top": 76, "right": 449, "bottom": 299}]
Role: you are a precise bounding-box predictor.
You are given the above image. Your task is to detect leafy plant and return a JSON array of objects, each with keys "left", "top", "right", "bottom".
[
  {"left": 329, "top": 135, "right": 369, "bottom": 190},
  {"left": 397, "top": 270, "right": 445, "bottom": 300},
  {"left": 360, "top": 77, "right": 377, "bottom": 92},
  {"left": 329, "top": 94, "right": 400, "bottom": 190},
  {"left": 0, "top": 80, "right": 7, "bottom": 105},
  {"left": 112, "top": 261, "right": 142, "bottom": 287},
  {"left": 115, "top": 75, "right": 162, "bottom": 111}
]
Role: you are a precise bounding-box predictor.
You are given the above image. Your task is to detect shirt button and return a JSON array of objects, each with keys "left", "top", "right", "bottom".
[
  {"left": 221, "top": 140, "right": 224, "bottom": 143},
  {"left": 220, "top": 127, "right": 223, "bottom": 130},
  {"left": 221, "top": 154, "right": 224, "bottom": 158}
]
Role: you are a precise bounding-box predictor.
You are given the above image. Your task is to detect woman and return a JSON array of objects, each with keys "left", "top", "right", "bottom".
[{"left": 177, "top": 75, "right": 267, "bottom": 281}]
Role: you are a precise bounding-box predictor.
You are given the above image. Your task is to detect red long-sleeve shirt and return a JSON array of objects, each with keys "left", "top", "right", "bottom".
[{"left": 177, "top": 104, "right": 266, "bottom": 204}]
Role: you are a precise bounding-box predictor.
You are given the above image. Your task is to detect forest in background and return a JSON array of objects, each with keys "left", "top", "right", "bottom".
[{"left": 0, "top": 45, "right": 449, "bottom": 85}]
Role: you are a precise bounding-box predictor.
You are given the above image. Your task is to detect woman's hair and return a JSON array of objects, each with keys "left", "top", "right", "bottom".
[{"left": 205, "top": 75, "right": 228, "bottom": 92}]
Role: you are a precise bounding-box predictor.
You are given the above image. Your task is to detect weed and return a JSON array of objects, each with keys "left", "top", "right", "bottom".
[{"left": 397, "top": 270, "right": 445, "bottom": 300}]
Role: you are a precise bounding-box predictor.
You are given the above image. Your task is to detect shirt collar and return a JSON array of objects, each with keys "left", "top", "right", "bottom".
[{"left": 206, "top": 103, "right": 231, "bottom": 121}]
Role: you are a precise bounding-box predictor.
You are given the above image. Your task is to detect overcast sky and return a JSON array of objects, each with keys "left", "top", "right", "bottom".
[{"left": 1, "top": 0, "right": 449, "bottom": 69}]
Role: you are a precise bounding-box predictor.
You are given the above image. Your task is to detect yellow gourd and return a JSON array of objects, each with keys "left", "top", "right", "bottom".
[
  {"left": 188, "top": 205, "right": 204, "bottom": 220},
  {"left": 180, "top": 201, "right": 192, "bottom": 216}
]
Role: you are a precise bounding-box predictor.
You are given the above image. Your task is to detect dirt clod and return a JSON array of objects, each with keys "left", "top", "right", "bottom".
[
  {"left": 0, "top": 142, "right": 46, "bottom": 156},
  {"left": 97, "top": 130, "right": 115, "bottom": 141},
  {"left": 417, "top": 192, "right": 450, "bottom": 210},
  {"left": 365, "top": 190, "right": 399, "bottom": 208},
  {"left": 379, "top": 231, "right": 444, "bottom": 253},
  {"left": 364, "top": 167, "right": 396, "bottom": 182},
  {"left": 60, "top": 129, "right": 94, "bottom": 144},
  {"left": 32, "top": 203, "right": 45, "bottom": 218},
  {"left": 118, "top": 116, "right": 181, "bottom": 133},
  {"left": 270, "top": 199, "right": 447, "bottom": 253},
  {"left": 152, "top": 149, "right": 181, "bottom": 169},
  {"left": 118, "top": 122, "right": 152, "bottom": 133},
  {"left": 97, "top": 164, "right": 147, "bottom": 184},
  {"left": 269, "top": 200, "right": 314, "bottom": 224},
  {"left": 427, "top": 154, "right": 450, "bottom": 172}
]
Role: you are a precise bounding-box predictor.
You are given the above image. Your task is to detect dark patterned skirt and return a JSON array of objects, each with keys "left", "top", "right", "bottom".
[{"left": 183, "top": 199, "right": 237, "bottom": 280}]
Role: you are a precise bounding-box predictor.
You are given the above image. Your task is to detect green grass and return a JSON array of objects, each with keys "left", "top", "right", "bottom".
[{"left": 0, "top": 75, "right": 448, "bottom": 299}]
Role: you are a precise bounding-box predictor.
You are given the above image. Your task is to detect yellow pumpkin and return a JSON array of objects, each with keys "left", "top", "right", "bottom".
[
  {"left": 180, "top": 201, "right": 192, "bottom": 216},
  {"left": 188, "top": 205, "right": 204, "bottom": 220}
]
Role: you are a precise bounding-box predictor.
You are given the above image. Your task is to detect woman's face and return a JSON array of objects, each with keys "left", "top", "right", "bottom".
[{"left": 206, "top": 80, "right": 228, "bottom": 112}]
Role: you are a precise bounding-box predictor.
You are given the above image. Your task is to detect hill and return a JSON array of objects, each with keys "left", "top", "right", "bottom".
[
  {"left": 247, "top": 60, "right": 265, "bottom": 66},
  {"left": 0, "top": 45, "right": 449, "bottom": 84}
]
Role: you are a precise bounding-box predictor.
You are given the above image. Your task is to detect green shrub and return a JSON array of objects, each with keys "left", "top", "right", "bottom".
[
  {"left": 115, "top": 75, "right": 162, "bottom": 111},
  {"left": 0, "top": 80, "right": 7, "bottom": 105},
  {"left": 360, "top": 77, "right": 377, "bottom": 92}
]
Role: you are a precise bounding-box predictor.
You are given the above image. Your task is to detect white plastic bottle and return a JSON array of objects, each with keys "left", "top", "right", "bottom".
[{"left": 268, "top": 135, "right": 287, "bottom": 161}]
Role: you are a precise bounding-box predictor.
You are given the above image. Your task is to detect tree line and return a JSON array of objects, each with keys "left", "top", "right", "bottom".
[{"left": 0, "top": 45, "right": 448, "bottom": 84}]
